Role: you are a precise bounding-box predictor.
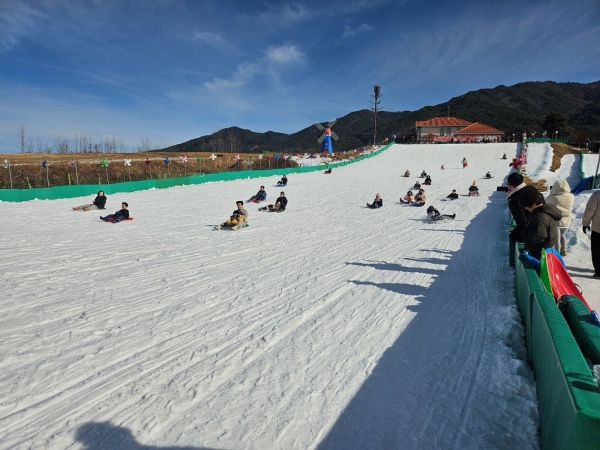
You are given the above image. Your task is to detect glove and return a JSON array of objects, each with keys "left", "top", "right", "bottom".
[{"left": 583, "top": 226, "right": 590, "bottom": 234}]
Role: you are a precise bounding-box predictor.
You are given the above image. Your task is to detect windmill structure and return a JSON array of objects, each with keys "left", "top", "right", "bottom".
[{"left": 314, "top": 119, "right": 339, "bottom": 154}]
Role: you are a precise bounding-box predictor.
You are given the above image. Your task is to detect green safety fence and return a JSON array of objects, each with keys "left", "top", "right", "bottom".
[
  {"left": 513, "top": 249, "right": 600, "bottom": 449},
  {"left": 523, "top": 138, "right": 569, "bottom": 144},
  {"left": 561, "top": 295, "right": 600, "bottom": 366},
  {"left": 0, "top": 144, "right": 392, "bottom": 202}
]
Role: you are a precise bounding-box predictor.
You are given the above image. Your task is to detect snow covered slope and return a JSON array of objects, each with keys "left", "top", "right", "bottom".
[{"left": 0, "top": 143, "right": 540, "bottom": 449}]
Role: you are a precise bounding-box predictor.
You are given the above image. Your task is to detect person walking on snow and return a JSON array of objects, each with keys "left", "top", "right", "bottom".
[
  {"left": 462, "top": 157, "right": 468, "bottom": 168},
  {"left": 582, "top": 190, "right": 600, "bottom": 278},
  {"left": 546, "top": 179, "right": 574, "bottom": 256}
]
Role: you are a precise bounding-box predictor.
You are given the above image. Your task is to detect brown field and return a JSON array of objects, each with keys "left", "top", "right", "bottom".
[{"left": 0, "top": 151, "right": 326, "bottom": 189}]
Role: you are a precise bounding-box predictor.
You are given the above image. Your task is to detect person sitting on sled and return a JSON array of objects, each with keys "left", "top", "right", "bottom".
[
  {"left": 367, "top": 193, "right": 383, "bottom": 209},
  {"left": 260, "top": 192, "right": 288, "bottom": 212},
  {"left": 420, "top": 170, "right": 427, "bottom": 178},
  {"left": 485, "top": 172, "right": 492, "bottom": 179},
  {"left": 324, "top": 168, "right": 332, "bottom": 174},
  {"left": 468, "top": 181, "right": 479, "bottom": 196},
  {"left": 402, "top": 191, "right": 415, "bottom": 204},
  {"left": 413, "top": 180, "right": 421, "bottom": 189},
  {"left": 217, "top": 201, "right": 249, "bottom": 230},
  {"left": 248, "top": 186, "right": 267, "bottom": 203},
  {"left": 402, "top": 169, "right": 410, "bottom": 177},
  {"left": 74, "top": 190, "right": 107, "bottom": 211},
  {"left": 277, "top": 175, "right": 288, "bottom": 187},
  {"left": 446, "top": 189, "right": 459, "bottom": 200},
  {"left": 100, "top": 202, "right": 129, "bottom": 222},
  {"left": 441, "top": 164, "right": 445, "bottom": 170},
  {"left": 427, "top": 205, "right": 456, "bottom": 221},
  {"left": 502, "top": 153, "right": 507, "bottom": 160},
  {"left": 424, "top": 175, "right": 432, "bottom": 185},
  {"left": 414, "top": 189, "right": 426, "bottom": 205}
]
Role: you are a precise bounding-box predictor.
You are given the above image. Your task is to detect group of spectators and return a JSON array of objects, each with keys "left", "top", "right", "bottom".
[{"left": 507, "top": 172, "right": 600, "bottom": 278}]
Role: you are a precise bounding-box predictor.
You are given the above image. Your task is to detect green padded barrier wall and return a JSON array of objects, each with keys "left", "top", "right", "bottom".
[
  {"left": 0, "top": 144, "right": 392, "bottom": 202},
  {"left": 561, "top": 295, "right": 600, "bottom": 366},
  {"left": 515, "top": 253, "right": 547, "bottom": 367},
  {"left": 531, "top": 291, "right": 600, "bottom": 450}
]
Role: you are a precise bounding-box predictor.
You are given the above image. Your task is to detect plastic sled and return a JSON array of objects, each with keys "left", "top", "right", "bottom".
[
  {"left": 546, "top": 251, "right": 592, "bottom": 310},
  {"left": 102, "top": 217, "right": 133, "bottom": 223}
]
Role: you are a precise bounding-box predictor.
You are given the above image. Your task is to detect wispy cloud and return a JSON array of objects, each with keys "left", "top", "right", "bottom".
[
  {"left": 343, "top": 23, "right": 373, "bottom": 38},
  {"left": 265, "top": 44, "right": 305, "bottom": 65},
  {"left": 0, "top": 0, "right": 46, "bottom": 51},
  {"left": 193, "top": 31, "right": 236, "bottom": 51}
]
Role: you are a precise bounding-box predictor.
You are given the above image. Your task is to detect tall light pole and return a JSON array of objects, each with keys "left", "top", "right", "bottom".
[{"left": 370, "top": 86, "right": 381, "bottom": 147}]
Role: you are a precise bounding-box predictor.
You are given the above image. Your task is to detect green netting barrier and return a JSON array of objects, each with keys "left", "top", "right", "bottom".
[
  {"left": 531, "top": 291, "right": 600, "bottom": 450},
  {"left": 561, "top": 295, "right": 600, "bottom": 366},
  {"left": 515, "top": 252, "right": 548, "bottom": 367},
  {"left": 0, "top": 144, "right": 392, "bottom": 202}
]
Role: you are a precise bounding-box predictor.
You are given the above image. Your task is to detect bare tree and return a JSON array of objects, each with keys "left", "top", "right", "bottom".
[
  {"left": 104, "top": 136, "right": 117, "bottom": 153},
  {"left": 118, "top": 138, "right": 126, "bottom": 153},
  {"left": 36, "top": 136, "right": 43, "bottom": 153},
  {"left": 55, "top": 134, "right": 70, "bottom": 153},
  {"left": 137, "top": 137, "right": 151, "bottom": 152},
  {"left": 227, "top": 128, "right": 238, "bottom": 153},
  {"left": 17, "top": 123, "right": 26, "bottom": 153},
  {"left": 25, "top": 136, "right": 33, "bottom": 153}
]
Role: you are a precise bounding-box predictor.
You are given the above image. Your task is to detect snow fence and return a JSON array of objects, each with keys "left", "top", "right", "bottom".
[
  {"left": 0, "top": 144, "right": 392, "bottom": 202},
  {"left": 513, "top": 246, "right": 600, "bottom": 449}
]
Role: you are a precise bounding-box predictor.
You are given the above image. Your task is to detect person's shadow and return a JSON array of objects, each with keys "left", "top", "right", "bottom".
[{"left": 75, "top": 422, "right": 222, "bottom": 450}]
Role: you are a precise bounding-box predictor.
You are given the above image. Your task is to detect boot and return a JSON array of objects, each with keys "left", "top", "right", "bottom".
[{"left": 560, "top": 248, "right": 567, "bottom": 256}]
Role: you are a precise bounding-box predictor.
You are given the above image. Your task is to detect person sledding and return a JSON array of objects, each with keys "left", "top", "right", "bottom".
[
  {"left": 100, "top": 202, "right": 129, "bottom": 222},
  {"left": 277, "top": 175, "right": 288, "bottom": 187},
  {"left": 401, "top": 191, "right": 415, "bottom": 204},
  {"left": 324, "top": 168, "right": 332, "bottom": 174},
  {"left": 260, "top": 192, "right": 288, "bottom": 212},
  {"left": 419, "top": 170, "right": 427, "bottom": 178},
  {"left": 468, "top": 181, "right": 479, "bottom": 196},
  {"left": 423, "top": 175, "right": 432, "bottom": 186},
  {"left": 74, "top": 190, "right": 107, "bottom": 211},
  {"left": 446, "top": 189, "right": 459, "bottom": 200},
  {"left": 413, "top": 180, "right": 421, "bottom": 189},
  {"left": 462, "top": 157, "right": 468, "bottom": 168},
  {"left": 427, "top": 205, "right": 456, "bottom": 221},
  {"left": 484, "top": 172, "right": 493, "bottom": 179},
  {"left": 414, "top": 189, "right": 426, "bottom": 206},
  {"left": 502, "top": 153, "right": 507, "bottom": 160},
  {"left": 248, "top": 186, "right": 267, "bottom": 203},
  {"left": 366, "top": 193, "right": 383, "bottom": 209},
  {"left": 215, "top": 201, "right": 249, "bottom": 230},
  {"left": 402, "top": 169, "right": 410, "bottom": 177}
]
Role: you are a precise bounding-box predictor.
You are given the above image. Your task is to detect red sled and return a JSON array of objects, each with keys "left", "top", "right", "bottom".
[
  {"left": 102, "top": 217, "right": 134, "bottom": 223},
  {"left": 546, "top": 252, "right": 592, "bottom": 310}
]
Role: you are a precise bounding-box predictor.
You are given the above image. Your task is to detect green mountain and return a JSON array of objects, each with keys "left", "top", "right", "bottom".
[{"left": 162, "top": 80, "right": 600, "bottom": 154}]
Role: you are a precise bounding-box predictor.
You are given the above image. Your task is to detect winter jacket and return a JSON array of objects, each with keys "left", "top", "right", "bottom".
[
  {"left": 93, "top": 193, "right": 107, "bottom": 209},
  {"left": 413, "top": 182, "right": 421, "bottom": 189},
  {"left": 582, "top": 190, "right": 600, "bottom": 233},
  {"left": 507, "top": 184, "right": 542, "bottom": 242},
  {"left": 415, "top": 192, "right": 426, "bottom": 203},
  {"left": 403, "top": 194, "right": 415, "bottom": 203},
  {"left": 546, "top": 180, "right": 574, "bottom": 227},
  {"left": 523, "top": 203, "right": 562, "bottom": 260},
  {"left": 114, "top": 208, "right": 129, "bottom": 219},
  {"left": 255, "top": 190, "right": 267, "bottom": 201},
  {"left": 446, "top": 193, "right": 459, "bottom": 200},
  {"left": 275, "top": 196, "right": 288, "bottom": 211},
  {"left": 232, "top": 207, "right": 248, "bottom": 221},
  {"left": 468, "top": 185, "right": 479, "bottom": 193}
]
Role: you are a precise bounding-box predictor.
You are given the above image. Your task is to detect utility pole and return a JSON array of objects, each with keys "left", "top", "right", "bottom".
[{"left": 370, "top": 86, "right": 382, "bottom": 146}]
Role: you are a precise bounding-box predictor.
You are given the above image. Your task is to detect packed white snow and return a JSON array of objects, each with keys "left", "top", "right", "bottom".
[{"left": 2, "top": 142, "right": 565, "bottom": 450}]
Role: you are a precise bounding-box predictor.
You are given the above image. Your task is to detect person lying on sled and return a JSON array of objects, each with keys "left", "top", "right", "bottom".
[
  {"left": 446, "top": 189, "right": 459, "bottom": 200},
  {"left": 427, "top": 205, "right": 456, "bottom": 221}
]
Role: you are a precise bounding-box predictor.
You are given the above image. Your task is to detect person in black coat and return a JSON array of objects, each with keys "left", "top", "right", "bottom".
[
  {"left": 73, "top": 190, "right": 107, "bottom": 211},
  {"left": 367, "top": 193, "right": 383, "bottom": 209},
  {"left": 446, "top": 189, "right": 459, "bottom": 200},
  {"left": 277, "top": 175, "right": 288, "bottom": 186},
  {"left": 506, "top": 172, "right": 543, "bottom": 242},
  {"left": 101, "top": 202, "right": 130, "bottom": 222},
  {"left": 519, "top": 190, "right": 562, "bottom": 260},
  {"left": 261, "top": 192, "right": 288, "bottom": 212}
]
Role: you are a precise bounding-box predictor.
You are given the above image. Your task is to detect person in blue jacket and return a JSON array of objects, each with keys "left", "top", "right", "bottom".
[{"left": 248, "top": 186, "right": 267, "bottom": 203}]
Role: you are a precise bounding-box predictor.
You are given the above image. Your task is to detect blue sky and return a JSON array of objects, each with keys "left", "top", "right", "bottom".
[{"left": 0, "top": 0, "right": 599, "bottom": 153}]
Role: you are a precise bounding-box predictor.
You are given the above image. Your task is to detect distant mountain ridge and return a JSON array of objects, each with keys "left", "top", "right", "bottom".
[{"left": 162, "top": 80, "right": 600, "bottom": 154}]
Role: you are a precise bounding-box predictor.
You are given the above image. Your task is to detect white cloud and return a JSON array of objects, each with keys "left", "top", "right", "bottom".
[
  {"left": 193, "top": 31, "right": 236, "bottom": 51},
  {"left": 265, "top": 44, "right": 305, "bottom": 65},
  {"left": 0, "top": 1, "right": 46, "bottom": 51},
  {"left": 342, "top": 23, "right": 373, "bottom": 38}
]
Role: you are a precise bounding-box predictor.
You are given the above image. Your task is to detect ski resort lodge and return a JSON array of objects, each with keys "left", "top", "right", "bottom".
[{"left": 415, "top": 117, "right": 504, "bottom": 142}]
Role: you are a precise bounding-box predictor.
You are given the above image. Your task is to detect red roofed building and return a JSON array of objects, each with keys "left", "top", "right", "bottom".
[{"left": 415, "top": 117, "right": 504, "bottom": 142}]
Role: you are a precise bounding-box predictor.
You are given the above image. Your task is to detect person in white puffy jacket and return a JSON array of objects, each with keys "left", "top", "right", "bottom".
[
  {"left": 546, "top": 179, "right": 575, "bottom": 256},
  {"left": 582, "top": 190, "right": 600, "bottom": 278}
]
